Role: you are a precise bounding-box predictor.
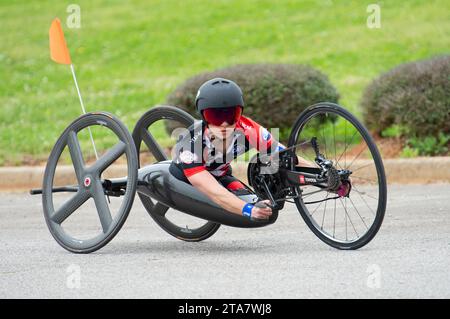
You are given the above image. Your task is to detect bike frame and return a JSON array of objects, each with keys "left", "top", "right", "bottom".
[{"left": 30, "top": 146, "right": 350, "bottom": 228}]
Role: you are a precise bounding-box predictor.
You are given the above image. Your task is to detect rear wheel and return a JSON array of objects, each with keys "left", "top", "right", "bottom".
[
  {"left": 132, "top": 106, "right": 221, "bottom": 241},
  {"left": 288, "top": 103, "right": 387, "bottom": 250},
  {"left": 42, "top": 112, "right": 138, "bottom": 253}
]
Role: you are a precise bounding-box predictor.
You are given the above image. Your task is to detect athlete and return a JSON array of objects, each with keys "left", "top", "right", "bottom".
[{"left": 169, "top": 78, "right": 313, "bottom": 220}]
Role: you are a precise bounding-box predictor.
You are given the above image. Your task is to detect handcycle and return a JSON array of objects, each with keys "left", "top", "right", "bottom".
[{"left": 31, "top": 102, "right": 387, "bottom": 253}]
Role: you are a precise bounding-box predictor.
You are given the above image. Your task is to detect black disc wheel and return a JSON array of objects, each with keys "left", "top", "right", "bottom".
[
  {"left": 42, "top": 112, "right": 138, "bottom": 253},
  {"left": 132, "top": 105, "right": 220, "bottom": 241},
  {"left": 288, "top": 103, "right": 387, "bottom": 250}
]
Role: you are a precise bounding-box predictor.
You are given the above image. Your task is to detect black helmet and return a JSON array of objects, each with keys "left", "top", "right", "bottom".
[{"left": 195, "top": 78, "right": 244, "bottom": 114}]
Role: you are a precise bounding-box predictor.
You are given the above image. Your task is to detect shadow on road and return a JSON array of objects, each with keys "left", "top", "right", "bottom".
[{"left": 92, "top": 239, "right": 285, "bottom": 256}]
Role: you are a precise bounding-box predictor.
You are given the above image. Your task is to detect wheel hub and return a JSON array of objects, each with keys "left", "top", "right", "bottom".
[
  {"left": 83, "top": 176, "right": 92, "bottom": 188},
  {"left": 337, "top": 180, "right": 351, "bottom": 197}
]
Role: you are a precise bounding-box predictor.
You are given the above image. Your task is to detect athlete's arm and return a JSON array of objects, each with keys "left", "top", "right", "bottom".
[
  {"left": 239, "top": 116, "right": 315, "bottom": 168},
  {"left": 187, "top": 170, "right": 272, "bottom": 219}
]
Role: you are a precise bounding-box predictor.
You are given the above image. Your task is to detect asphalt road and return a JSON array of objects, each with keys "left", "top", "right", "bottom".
[{"left": 0, "top": 184, "right": 449, "bottom": 299}]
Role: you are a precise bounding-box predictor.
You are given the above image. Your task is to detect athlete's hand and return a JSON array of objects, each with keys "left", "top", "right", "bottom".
[{"left": 251, "top": 200, "right": 272, "bottom": 220}]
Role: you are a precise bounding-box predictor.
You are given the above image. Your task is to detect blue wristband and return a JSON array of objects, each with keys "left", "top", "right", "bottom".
[{"left": 242, "top": 203, "right": 254, "bottom": 218}]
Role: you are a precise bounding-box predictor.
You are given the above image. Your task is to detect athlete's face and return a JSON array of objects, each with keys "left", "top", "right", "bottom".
[{"left": 207, "top": 121, "right": 236, "bottom": 140}]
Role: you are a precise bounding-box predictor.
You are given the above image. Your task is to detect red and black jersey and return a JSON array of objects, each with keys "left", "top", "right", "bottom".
[{"left": 172, "top": 115, "right": 285, "bottom": 178}]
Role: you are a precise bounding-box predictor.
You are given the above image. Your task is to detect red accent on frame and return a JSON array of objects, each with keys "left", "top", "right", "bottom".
[
  {"left": 299, "top": 175, "right": 305, "bottom": 184},
  {"left": 226, "top": 180, "right": 246, "bottom": 190}
]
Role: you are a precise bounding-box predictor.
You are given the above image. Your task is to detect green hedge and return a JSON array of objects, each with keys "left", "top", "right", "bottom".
[
  {"left": 361, "top": 55, "right": 450, "bottom": 139},
  {"left": 166, "top": 63, "right": 339, "bottom": 142}
]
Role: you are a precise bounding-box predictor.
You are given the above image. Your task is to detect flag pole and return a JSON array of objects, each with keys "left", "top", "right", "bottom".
[
  {"left": 49, "top": 17, "right": 99, "bottom": 160},
  {"left": 69, "top": 63, "right": 99, "bottom": 160}
]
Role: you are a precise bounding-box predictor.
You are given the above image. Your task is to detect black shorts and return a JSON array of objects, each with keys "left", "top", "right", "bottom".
[{"left": 169, "top": 162, "right": 250, "bottom": 193}]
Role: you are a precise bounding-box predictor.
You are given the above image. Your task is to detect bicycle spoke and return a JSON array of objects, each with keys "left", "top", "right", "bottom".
[
  {"left": 90, "top": 141, "right": 126, "bottom": 174},
  {"left": 352, "top": 183, "right": 378, "bottom": 199},
  {"left": 296, "top": 148, "right": 317, "bottom": 168},
  {"left": 344, "top": 120, "right": 347, "bottom": 169},
  {"left": 51, "top": 190, "right": 90, "bottom": 224},
  {"left": 301, "top": 188, "right": 328, "bottom": 198},
  {"left": 153, "top": 202, "right": 170, "bottom": 217},
  {"left": 322, "top": 113, "right": 328, "bottom": 159},
  {"left": 336, "top": 130, "right": 358, "bottom": 168},
  {"left": 345, "top": 197, "right": 348, "bottom": 240},
  {"left": 351, "top": 175, "right": 378, "bottom": 185},
  {"left": 92, "top": 179, "right": 113, "bottom": 233},
  {"left": 67, "top": 130, "right": 85, "bottom": 183},
  {"left": 346, "top": 143, "right": 369, "bottom": 169},
  {"left": 348, "top": 197, "right": 369, "bottom": 230},
  {"left": 333, "top": 198, "right": 336, "bottom": 238},
  {"left": 351, "top": 162, "right": 374, "bottom": 173},
  {"left": 333, "top": 118, "right": 344, "bottom": 170},
  {"left": 141, "top": 128, "right": 168, "bottom": 161},
  {"left": 352, "top": 187, "right": 377, "bottom": 216},
  {"left": 340, "top": 198, "right": 359, "bottom": 238},
  {"left": 321, "top": 193, "right": 329, "bottom": 230},
  {"left": 333, "top": 118, "right": 336, "bottom": 160},
  {"left": 309, "top": 200, "right": 325, "bottom": 217}
]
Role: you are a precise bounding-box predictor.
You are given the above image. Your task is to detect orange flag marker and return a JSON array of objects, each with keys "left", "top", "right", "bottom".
[
  {"left": 49, "top": 18, "right": 98, "bottom": 159},
  {"left": 49, "top": 18, "right": 72, "bottom": 65}
]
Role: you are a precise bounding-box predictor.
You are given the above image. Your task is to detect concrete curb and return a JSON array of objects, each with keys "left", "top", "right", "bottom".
[{"left": 0, "top": 157, "right": 449, "bottom": 192}]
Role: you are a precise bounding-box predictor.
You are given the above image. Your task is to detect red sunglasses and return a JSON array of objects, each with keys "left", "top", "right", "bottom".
[{"left": 202, "top": 106, "right": 242, "bottom": 126}]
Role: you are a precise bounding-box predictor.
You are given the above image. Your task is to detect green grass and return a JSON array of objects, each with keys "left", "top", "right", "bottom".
[{"left": 1, "top": 0, "right": 449, "bottom": 165}]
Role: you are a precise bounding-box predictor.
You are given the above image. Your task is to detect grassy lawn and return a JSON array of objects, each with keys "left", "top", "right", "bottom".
[{"left": 0, "top": 0, "right": 449, "bottom": 165}]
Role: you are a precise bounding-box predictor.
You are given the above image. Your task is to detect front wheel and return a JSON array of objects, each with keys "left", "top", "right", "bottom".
[{"left": 288, "top": 103, "right": 387, "bottom": 250}]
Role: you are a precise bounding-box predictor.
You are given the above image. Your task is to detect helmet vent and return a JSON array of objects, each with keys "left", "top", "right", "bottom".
[{"left": 212, "top": 80, "right": 220, "bottom": 85}]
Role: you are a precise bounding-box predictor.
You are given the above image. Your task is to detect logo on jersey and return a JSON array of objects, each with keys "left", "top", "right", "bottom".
[{"left": 179, "top": 151, "right": 198, "bottom": 164}]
